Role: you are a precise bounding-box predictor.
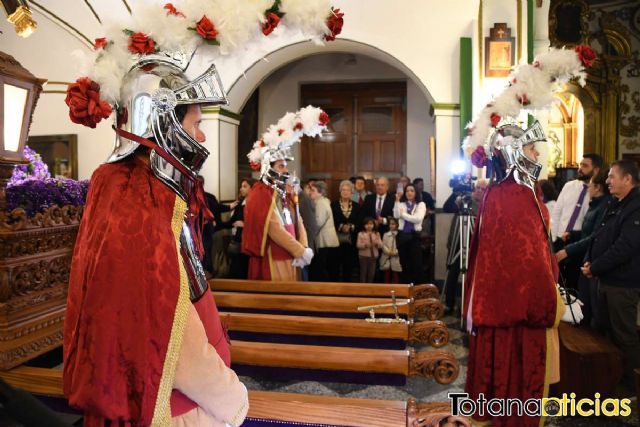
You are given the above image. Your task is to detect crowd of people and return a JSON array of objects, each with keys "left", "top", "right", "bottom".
[
  {"left": 542, "top": 155, "right": 640, "bottom": 392},
  {"left": 202, "top": 175, "right": 436, "bottom": 285}
]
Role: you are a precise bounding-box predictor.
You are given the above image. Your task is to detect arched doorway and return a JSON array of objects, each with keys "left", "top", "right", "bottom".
[{"left": 225, "top": 41, "right": 436, "bottom": 199}]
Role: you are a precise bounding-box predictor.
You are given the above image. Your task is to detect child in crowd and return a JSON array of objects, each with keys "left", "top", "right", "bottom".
[
  {"left": 380, "top": 217, "right": 402, "bottom": 283},
  {"left": 357, "top": 217, "right": 383, "bottom": 283}
]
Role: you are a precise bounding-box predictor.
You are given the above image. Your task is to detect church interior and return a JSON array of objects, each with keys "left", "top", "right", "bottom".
[{"left": 0, "top": 0, "right": 639, "bottom": 426}]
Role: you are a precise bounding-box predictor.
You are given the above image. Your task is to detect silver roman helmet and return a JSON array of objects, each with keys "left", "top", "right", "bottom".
[
  {"left": 108, "top": 51, "right": 228, "bottom": 201},
  {"left": 260, "top": 146, "right": 293, "bottom": 196},
  {"left": 490, "top": 121, "right": 545, "bottom": 190}
]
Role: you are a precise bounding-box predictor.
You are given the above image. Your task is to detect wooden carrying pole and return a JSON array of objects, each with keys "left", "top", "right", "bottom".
[{"left": 0, "top": 366, "right": 470, "bottom": 427}]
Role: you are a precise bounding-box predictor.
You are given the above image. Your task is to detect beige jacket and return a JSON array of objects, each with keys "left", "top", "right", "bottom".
[{"left": 314, "top": 196, "right": 339, "bottom": 249}]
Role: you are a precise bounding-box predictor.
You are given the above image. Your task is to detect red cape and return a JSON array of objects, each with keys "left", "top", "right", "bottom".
[
  {"left": 241, "top": 181, "right": 276, "bottom": 258},
  {"left": 463, "top": 176, "right": 563, "bottom": 427},
  {"left": 64, "top": 156, "right": 190, "bottom": 426},
  {"left": 464, "top": 176, "right": 559, "bottom": 328}
]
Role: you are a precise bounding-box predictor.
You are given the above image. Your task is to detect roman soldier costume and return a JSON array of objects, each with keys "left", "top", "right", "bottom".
[
  {"left": 462, "top": 46, "right": 595, "bottom": 427},
  {"left": 242, "top": 107, "right": 329, "bottom": 280},
  {"left": 62, "top": 1, "right": 343, "bottom": 425}
]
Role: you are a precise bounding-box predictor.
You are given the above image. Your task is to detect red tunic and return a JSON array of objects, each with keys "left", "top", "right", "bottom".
[
  {"left": 64, "top": 156, "right": 230, "bottom": 426},
  {"left": 464, "top": 176, "right": 563, "bottom": 427},
  {"left": 242, "top": 182, "right": 299, "bottom": 280}
]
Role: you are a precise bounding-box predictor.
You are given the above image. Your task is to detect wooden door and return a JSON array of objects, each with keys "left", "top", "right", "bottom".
[{"left": 301, "top": 82, "right": 406, "bottom": 199}]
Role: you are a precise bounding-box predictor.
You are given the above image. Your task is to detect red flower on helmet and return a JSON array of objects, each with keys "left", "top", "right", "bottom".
[
  {"left": 490, "top": 113, "right": 501, "bottom": 127},
  {"left": 65, "top": 77, "right": 113, "bottom": 129},
  {"left": 575, "top": 44, "right": 597, "bottom": 68},
  {"left": 193, "top": 15, "right": 219, "bottom": 45},
  {"left": 128, "top": 32, "right": 156, "bottom": 54},
  {"left": 164, "top": 3, "right": 185, "bottom": 17},
  {"left": 319, "top": 111, "right": 330, "bottom": 126},
  {"left": 324, "top": 8, "right": 344, "bottom": 42},
  {"left": 294, "top": 122, "right": 303, "bottom": 130},
  {"left": 250, "top": 161, "right": 261, "bottom": 171},
  {"left": 94, "top": 37, "right": 108, "bottom": 50},
  {"left": 471, "top": 145, "right": 488, "bottom": 168},
  {"left": 262, "top": 12, "right": 281, "bottom": 36}
]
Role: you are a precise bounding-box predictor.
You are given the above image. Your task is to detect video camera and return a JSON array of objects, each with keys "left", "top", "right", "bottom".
[{"left": 448, "top": 173, "right": 476, "bottom": 194}]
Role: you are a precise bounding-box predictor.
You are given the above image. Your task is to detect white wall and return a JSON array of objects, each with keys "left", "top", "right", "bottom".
[
  {"left": 2, "top": 0, "right": 486, "bottom": 188},
  {"left": 0, "top": 12, "right": 114, "bottom": 181},
  {"left": 255, "top": 53, "right": 433, "bottom": 186}
]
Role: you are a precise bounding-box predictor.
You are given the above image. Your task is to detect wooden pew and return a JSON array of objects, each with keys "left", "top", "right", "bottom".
[
  {"left": 214, "top": 292, "right": 444, "bottom": 320},
  {"left": 0, "top": 366, "right": 471, "bottom": 427},
  {"left": 224, "top": 312, "right": 449, "bottom": 347},
  {"left": 230, "top": 340, "right": 459, "bottom": 384},
  {"left": 211, "top": 278, "right": 439, "bottom": 300},
  {"left": 551, "top": 323, "right": 623, "bottom": 399}
]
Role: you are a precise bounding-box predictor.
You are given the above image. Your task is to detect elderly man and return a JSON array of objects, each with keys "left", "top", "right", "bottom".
[
  {"left": 582, "top": 159, "right": 640, "bottom": 391},
  {"left": 362, "top": 176, "right": 394, "bottom": 235}
]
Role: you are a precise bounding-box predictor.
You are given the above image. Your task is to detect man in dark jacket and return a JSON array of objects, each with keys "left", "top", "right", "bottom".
[
  {"left": 361, "top": 176, "right": 394, "bottom": 234},
  {"left": 555, "top": 171, "right": 612, "bottom": 326},
  {"left": 582, "top": 159, "right": 640, "bottom": 389}
]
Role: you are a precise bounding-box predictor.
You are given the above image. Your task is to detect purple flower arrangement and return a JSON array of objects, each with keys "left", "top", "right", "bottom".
[
  {"left": 6, "top": 146, "right": 89, "bottom": 217},
  {"left": 9, "top": 145, "right": 51, "bottom": 185}
]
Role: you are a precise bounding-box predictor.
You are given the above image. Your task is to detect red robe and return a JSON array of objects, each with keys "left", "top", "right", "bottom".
[
  {"left": 242, "top": 182, "right": 306, "bottom": 280},
  {"left": 64, "top": 155, "right": 234, "bottom": 426},
  {"left": 464, "top": 176, "right": 564, "bottom": 427}
]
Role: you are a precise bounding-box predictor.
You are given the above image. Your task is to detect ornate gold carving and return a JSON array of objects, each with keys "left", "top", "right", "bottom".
[
  {"left": 0, "top": 330, "right": 64, "bottom": 370},
  {"left": 412, "top": 284, "right": 439, "bottom": 300},
  {"left": 408, "top": 349, "right": 460, "bottom": 385},
  {"left": 408, "top": 320, "right": 450, "bottom": 348},
  {"left": 411, "top": 298, "right": 445, "bottom": 320},
  {"left": 620, "top": 83, "right": 640, "bottom": 142},
  {"left": 407, "top": 399, "right": 471, "bottom": 427}
]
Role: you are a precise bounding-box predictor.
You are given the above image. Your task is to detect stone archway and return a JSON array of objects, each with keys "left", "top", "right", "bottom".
[{"left": 223, "top": 38, "right": 436, "bottom": 113}]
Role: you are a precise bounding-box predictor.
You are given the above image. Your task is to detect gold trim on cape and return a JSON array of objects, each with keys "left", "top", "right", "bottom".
[
  {"left": 540, "top": 287, "right": 565, "bottom": 427},
  {"left": 151, "top": 197, "right": 190, "bottom": 426}
]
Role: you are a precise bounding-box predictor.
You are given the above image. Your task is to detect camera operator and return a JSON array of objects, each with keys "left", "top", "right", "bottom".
[{"left": 442, "top": 175, "right": 488, "bottom": 313}]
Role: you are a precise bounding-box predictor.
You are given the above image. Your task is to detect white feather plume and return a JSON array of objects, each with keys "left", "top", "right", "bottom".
[
  {"left": 72, "top": 0, "right": 339, "bottom": 113},
  {"left": 464, "top": 46, "right": 590, "bottom": 154},
  {"left": 280, "top": 0, "right": 331, "bottom": 40},
  {"left": 247, "top": 105, "right": 329, "bottom": 167}
]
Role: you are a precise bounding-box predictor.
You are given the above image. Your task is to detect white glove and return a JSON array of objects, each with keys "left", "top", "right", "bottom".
[
  {"left": 292, "top": 248, "right": 314, "bottom": 268},
  {"left": 301, "top": 247, "right": 314, "bottom": 264},
  {"left": 561, "top": 299, "right": 584, "bottom": 324}
]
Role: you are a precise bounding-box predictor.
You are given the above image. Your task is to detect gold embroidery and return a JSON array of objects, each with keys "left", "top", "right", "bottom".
[{"left": 151, "top": 197, "right": 190, "bottom": 426}]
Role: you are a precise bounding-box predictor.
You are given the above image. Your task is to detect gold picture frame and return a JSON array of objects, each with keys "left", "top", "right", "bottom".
[{"left": 485, "top": 23, "right": 515, "bottom": 78}]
